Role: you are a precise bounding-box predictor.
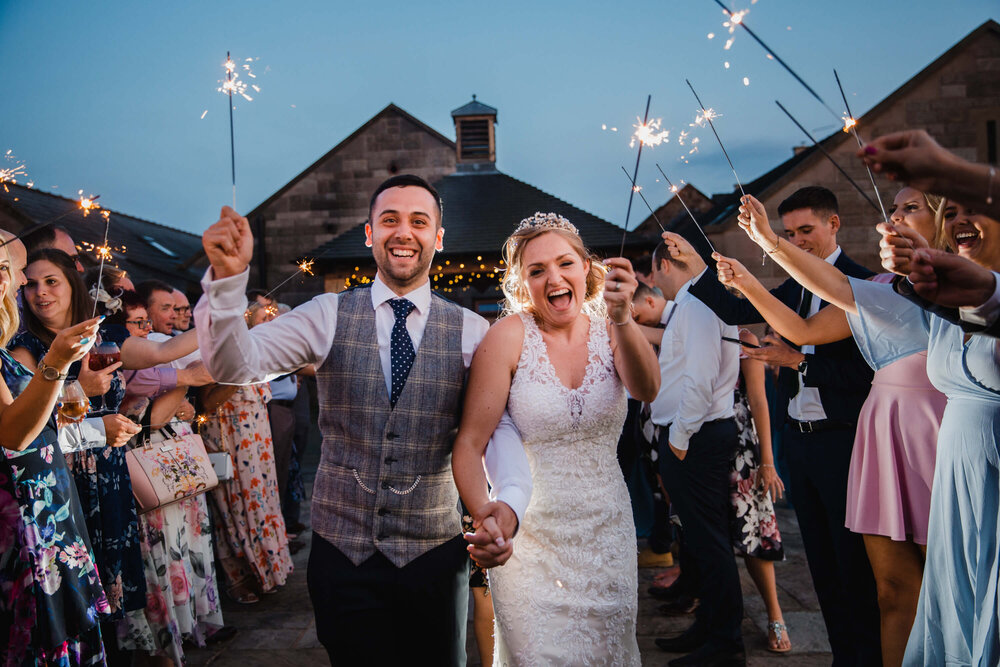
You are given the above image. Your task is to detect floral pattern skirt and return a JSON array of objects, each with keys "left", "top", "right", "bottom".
[
  {"left": 117, "top": 495, "right": 223, "bottom": 663},
  {"left": 730, "top": 386, "right": 783, "bottom": 561}
]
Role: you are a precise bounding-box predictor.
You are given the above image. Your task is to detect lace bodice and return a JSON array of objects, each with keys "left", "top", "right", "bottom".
[{"left": 491, "top": 313, "right": 639, "bottom": 666}]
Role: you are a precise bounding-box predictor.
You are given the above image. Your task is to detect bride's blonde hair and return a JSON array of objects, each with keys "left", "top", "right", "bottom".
[{"left": 500, "top": 212, "right": 607, "bottom": 319}]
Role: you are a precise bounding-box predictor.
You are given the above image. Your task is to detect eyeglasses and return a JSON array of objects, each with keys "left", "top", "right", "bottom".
[
  {"left": 125, "top": 319, "right": 152, "bottom": 329},
  {"left": 173, "top": 306, "right": 191, "bottom": 314}
]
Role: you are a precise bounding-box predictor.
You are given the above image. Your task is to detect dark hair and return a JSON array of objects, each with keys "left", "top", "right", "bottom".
[
  {"left": 634, "top": 281, "right": 662, "bottom": 300},
  {"left": 368, "top": 174, "right": 442, "bottom": 226},
  {"left": 85, "top": 264, "right": 129, "bottom": 304},
  {"left": 632, "top": 253, "right": 654, "bottom": 277},
  {"left": 246, "top": 288, "right": 271, "bottom": 303},
  {"left": 23, "top": 225, "right": 72, "bottom": 255},
  {"left": 135, "top": 279, "right": 175, "bottom": 309},
  {"left": 22, "top": 248, "right": 95, "bottom": 346},
  {"left": 777, "top": 186, "right": 839, "bottom": 219},
  {"left": 652, "top": 242, "right": 687, "bottom": 272},
  {"left": 103, "top": 290, "right": 149, "bottom": 329}
]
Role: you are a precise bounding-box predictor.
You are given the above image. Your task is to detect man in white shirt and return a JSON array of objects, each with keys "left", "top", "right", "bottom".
[
  {"left": 194, "top": 175, "right": 531, "bottom": 665},
  {"left": 643, "top": 243, "right": 744, "bottom": 665}
]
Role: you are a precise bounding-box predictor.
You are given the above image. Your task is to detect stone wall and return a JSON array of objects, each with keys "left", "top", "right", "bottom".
[{"left": 251, "top": 108, "right": 457, "bottom": 303}]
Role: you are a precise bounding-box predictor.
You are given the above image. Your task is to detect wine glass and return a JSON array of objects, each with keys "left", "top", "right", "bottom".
[
  {"left": 57, "top": 380, "right": 91, "bottom": 443},
  {"left": 88, "top": 338, "right": 120, "bottom": 413}
]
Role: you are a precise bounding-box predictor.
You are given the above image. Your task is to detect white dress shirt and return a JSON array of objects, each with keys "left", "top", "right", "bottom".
[
  {"left": 194, "top": 268, "right": 532, "bottom": 521},
  {"left": 650, "top": 270, "right": 739, "bottom": 451},
  {"left": 787, "top": 246, "right": 841, "bottom": 421}
]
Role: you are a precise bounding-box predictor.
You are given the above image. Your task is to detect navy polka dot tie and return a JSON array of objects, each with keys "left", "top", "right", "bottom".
[{"left": 389, "top": 298, "right": 417, "bottom": 407}]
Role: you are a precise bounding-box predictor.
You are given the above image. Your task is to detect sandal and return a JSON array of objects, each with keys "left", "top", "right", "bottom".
[
  {"left": 226, "top": 584, "right": 260, "bottom": 605},
  {"left": 767, "top": 620, "right": 791, "bottom": 653}
]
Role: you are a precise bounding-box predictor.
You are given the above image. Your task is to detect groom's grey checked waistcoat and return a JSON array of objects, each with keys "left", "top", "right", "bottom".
[{"left": 313, "top": 286, "right": 467, "bottom": 568}]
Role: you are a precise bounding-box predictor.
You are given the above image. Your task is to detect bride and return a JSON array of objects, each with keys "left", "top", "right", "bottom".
[{"left": 452, "top": 212, "right": 660, "bottom": 665}]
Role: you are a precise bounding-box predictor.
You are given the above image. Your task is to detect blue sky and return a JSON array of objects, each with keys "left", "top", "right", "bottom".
[{"left": 1, "top": 0, "right": 996, "bottom": 234}]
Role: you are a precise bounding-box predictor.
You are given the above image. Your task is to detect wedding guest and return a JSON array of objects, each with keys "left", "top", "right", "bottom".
[
  {"left": 0, "top": 230, "right": 111, "bottom": 665},
  {"left": 10, "top": 248, "right": 148, "bottom": 654},
  {"left": 631, "top": 244, "right": 743, "bottom": 665},
  {"left": 668, "top": 186, "right": 881, "bottom": 664},
  {"left": 23, "top": 225, "right": 85, "bottom": 273},
  {"left": 691, "top": 188, "right": 949, "bottom": 665},
  {"left": 171, "top": 290, "right": 192, "bottom": 333},
  {"left": 199, "top": 299, "right": 292, "bottom": 603},
  {"left": 136, "top": 280, "right": 177, "bottom": 337}
]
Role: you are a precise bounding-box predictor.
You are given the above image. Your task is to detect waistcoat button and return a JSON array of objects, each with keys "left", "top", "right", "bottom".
[
  {"left": 381, "top": 481, "right": 390, "bottom": 490},
  {"left": 385, "top": 432, "right": 398, "bottom": 440},
  {"left": 377, "top": 508, "right": 389, "bottom": 516},
  {"left": 384, "top": 456, "right": 397, "bottom": 464}
]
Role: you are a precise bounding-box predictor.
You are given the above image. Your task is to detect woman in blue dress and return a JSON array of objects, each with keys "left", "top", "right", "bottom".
[
  {"left": 711, "top": 197, "right": 1000, "bottom": 665},
  {"left": 0, "top": 232, "right": 112, "bottom": 665}
]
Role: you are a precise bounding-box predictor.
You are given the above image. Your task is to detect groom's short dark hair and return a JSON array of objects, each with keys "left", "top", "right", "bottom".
[{"left": 368, "top": 175, "right": 443, "bottom": 226}]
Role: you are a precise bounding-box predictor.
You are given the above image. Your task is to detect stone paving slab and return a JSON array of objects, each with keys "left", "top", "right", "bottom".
[{"left": 185, "top": 494, "right": 832, "bottom": 665}]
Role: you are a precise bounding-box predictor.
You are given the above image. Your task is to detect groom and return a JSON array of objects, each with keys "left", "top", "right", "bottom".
[{"left": 195, "top": 175, "right": 532, "bottom": 665}]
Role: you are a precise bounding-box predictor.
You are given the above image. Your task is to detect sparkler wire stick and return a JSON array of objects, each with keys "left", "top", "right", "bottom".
[
  {"left": 262, "top": 259, "right": 315, "bottom": 302},
  {"left": 90, "top": 213, "right": 112, "bottom": 318},
  {"left": 834, "top": 70, "right": 889, "bottom": 224},
  {"left": 686, "top": 79, "right": 745, "bottom": 199},
  {"left": 226, "top": 52, "right": 236, "bottom": 208},
  {"left": 711, "top": 0, "right": 840, "bottom": 122},
  {"left": 775, "top": 100, "right": 880, "bottom": 213},
  {"left": 620, "top": 166, "right": 665, "bottom": 233},
  {"left": 619, "top": 94, "right": 652, "bottom": 257},
  {"left": 0, "top": 195, "right": 102, "bottom": 249},
  {"left": 655, "top": 163, "right": 716, "bottom": 254}
]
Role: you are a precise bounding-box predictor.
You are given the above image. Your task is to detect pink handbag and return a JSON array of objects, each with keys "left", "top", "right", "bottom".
[{"left": 126, "top": 421, "right": 218, "bottom": 514}]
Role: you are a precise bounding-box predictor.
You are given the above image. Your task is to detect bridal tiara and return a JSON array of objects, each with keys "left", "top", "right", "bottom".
[{"left": 513, "top": 212, "right": 579, "bottom": 237}]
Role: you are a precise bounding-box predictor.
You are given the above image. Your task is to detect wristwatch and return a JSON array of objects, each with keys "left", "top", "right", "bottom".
[
  {"left": 796, "top": 359, "right": 808, "bottom": 375},
  {"left": 37, "top": 359, "right": 69, "bottom": 381}
]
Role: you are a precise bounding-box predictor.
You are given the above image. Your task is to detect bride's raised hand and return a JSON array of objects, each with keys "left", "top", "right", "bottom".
[
  {"left": 712, "top": 252, "right": 755, "bottom": 293},
  {"left": 603, "top": 257, "right": 637, "bottom": 325},
  {"left": 737, "top": 195, "right": 780, "bottom": 251}
]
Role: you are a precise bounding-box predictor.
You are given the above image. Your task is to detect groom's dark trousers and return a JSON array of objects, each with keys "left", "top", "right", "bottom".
[
  {"left": 308, "top": 533, "right": 470, "bottom": 666},
  {"left": 659, "top": 418, "right": 743, "bottom": 651}
]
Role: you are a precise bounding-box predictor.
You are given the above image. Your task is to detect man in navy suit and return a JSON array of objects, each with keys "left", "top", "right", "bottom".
[{"left": 670, "top": 187, "right": 881, "bottom": 666}]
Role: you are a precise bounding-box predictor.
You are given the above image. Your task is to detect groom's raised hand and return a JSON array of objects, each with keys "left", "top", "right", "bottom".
[
  {"left": 203, "top": 206, "right": 254, "bottom": 279},
  {"left": 465, "top": 500, "right": 518, "bottom": 568}
]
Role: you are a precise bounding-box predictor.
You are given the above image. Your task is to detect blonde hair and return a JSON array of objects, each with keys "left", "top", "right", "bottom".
[
  {"left": 0, "top": 230, "right": 20, "bottom": 347},
  {"left": 923, "top": 192, "right": 948, "bottom": 251},
  {"left": 500, "top": 214, "right": 607, "bottom": 319}
]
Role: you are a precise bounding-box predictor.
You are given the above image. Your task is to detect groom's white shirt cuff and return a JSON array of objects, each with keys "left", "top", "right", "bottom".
[{"left": 196, "top": 266, "right": 532, "bottom": 524}]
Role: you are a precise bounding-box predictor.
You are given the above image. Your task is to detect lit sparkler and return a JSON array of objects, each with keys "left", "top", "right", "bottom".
[
  {"left": 1, "top": 192, "right": 104, "bottom": 249},
  {"left": 775, "top": 100, "right": 881, "bottom": 213},
  {"left": 834, "top": 70, "right": 889, "bottom": 224},
  {"left": 90, "top": 208, "right": 113, "bottom": 317},
  {"left": 655, "top": 163, "right": 716, "bottom": 254},
  {"left": 261, "top": 258, "right": 317, "bottom": 301},
  {"left": 619, "top": 95, "right": 653, "bottom": 257},
  {"left": 1, "top": 151, "right": 27, "bottom": 193},
  {"left": 686, "top": 80, "right": 746, "bottom": 198},
  {"left": 630, "top": 117, "right": 669, "bottom": 148},
  {"left": 711, "top": 0, "right": 841, "bottom": 121},
  {"left": 620, "top": 166, "right": 665, "bottom": 233}
]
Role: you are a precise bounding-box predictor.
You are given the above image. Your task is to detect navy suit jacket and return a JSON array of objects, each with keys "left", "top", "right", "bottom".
[{"left": 687, "top": 250, "right": 875, "bottom": 424}]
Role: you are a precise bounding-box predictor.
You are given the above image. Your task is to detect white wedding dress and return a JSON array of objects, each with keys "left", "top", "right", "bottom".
[{"left": 490, "top": 313, "right": 640, "bottom": 666}]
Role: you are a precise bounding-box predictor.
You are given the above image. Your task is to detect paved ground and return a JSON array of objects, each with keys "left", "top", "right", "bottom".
[{"left": 187, "top": 474, "right": 832, "bottom": 665}]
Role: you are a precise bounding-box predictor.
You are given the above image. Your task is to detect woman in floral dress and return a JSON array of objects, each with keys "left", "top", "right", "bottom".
[
  {"left": 729, "top": 328, "right": 790, "bottom": 653},
  {"left": 0, "top": 233, "right": 111, "bottom": 666},
  {"left": 200, "top": 300, "right": 291, "bottom": 603}
]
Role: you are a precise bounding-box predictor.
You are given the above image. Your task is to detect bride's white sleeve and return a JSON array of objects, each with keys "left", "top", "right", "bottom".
[
  {"left": 59, "top": 416, "right": 107, "bottom": 453},
  {"left": 484, "top": 410, "right": 532, "bottom": 525}
]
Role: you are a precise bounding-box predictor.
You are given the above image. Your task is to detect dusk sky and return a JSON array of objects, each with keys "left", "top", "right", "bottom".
[{"left": 1, "top": 1, "right": 996, "bottom": 234}]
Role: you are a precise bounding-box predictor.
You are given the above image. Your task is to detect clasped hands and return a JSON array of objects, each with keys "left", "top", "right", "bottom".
[{"left": 465, "top": 500, "right": 518, "bottom": 568}]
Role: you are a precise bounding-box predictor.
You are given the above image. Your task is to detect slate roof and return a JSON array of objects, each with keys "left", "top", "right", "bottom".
[
  {"left": 0, "top": 183, "right": 206, "bottom": 290},
  {"left": 451, "top": 98, "right": 498, "bottom": 119},
  {"left": 306, "top": 170, "right": 647, "bottom": 265}
]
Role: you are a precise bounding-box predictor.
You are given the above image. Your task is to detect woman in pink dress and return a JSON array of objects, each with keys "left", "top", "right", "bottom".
[{"left": 690, "top": 188, "right": 948, "bottom": 667}]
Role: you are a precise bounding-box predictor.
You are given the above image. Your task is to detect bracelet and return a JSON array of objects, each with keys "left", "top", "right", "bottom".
[
  {"left": 612, "top": 317, "right": 631, "bottom": 326},
  {"left": 760, "top": 463, "right": 775, "bottom": 469},
  {"left": 764, "top": 236, "right": 781, "bottom": 254},
  {"left": 988, "top": 166, "right": 996, "bottom": 206}
]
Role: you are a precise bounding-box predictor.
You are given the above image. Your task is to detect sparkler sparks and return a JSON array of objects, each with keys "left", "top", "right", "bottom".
[
  {"left": 77, "top": 191, "right": 102, "bottom": 216},
  {"left": 619, "top": 95, "right": 653, "bottom": 257},
  {"left": 297, "top": 258, "right": 315, "bottom": 276},
  {"left": 630, "top": 117, "right": 670, "bottom": 148},
  {"left": 1, "top": 151, "right": 27, "bottom": 193},
  {"left": 686, "top": 79, "right": 745, "bottom": 199},
  {"left": 218, "top": 52, "right": 263, "bottom": 208},
  {"left": 262, "top": 258, "right": 318, "bottom": 301},
  {"left": 841, "top": 115, "right": 858, "bottom": 133}
]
